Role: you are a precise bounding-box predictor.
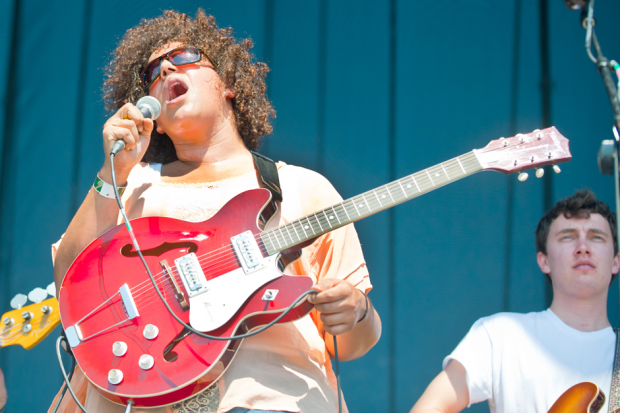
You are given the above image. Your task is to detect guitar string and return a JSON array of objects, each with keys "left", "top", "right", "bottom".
[
  {"left": 77, "top": 145, "right": 550, "bottom": 323},
  {"left": 67, "top": 148, "right": 522, "bottom": 334},
  {"left": 128, "top": 156, "right": 481, "bottom": 304},
  {"left": 129, "top": 153, "right": 481, "bottom": 297},
  {"left": 88, "top": 155, "right": 483, "bottom": 317},
  {"left": 73, "top": 154, "right": 487, "bottom": 326},
  {"left": 129, "top": 155, "right": 481, "bottom": 306}
]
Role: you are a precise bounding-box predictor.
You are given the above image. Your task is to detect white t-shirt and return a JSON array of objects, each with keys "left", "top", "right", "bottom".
[{"left": 444, "top": 309, "right": 616, "bottom": 413}]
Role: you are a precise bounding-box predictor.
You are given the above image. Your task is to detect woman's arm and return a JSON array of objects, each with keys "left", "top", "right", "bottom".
[
  {"left": 309, "top": 278, "right": 382, "bottom": 361},
  {"left": 53, "top": 103, "right": 153, "bottom": 292}
]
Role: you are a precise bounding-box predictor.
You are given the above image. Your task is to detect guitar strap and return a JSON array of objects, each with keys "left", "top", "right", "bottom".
[
  {"left": 251, "top": 151, "right": 283, "bottom": 202},
  {"left": 610, "top": 328, "right": 620, "bottom": 411}
]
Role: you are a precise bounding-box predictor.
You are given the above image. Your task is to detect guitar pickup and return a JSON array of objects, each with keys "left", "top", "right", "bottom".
[
  {"left": 174, "top": 253, "right": 209, "bottom": 298},
  {"left": 231, "top": 231, "right": 266, "bottom": 274}
]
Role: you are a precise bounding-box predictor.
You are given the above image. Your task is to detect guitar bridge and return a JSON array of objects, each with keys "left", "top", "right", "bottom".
[{"left": 160, "top": 260, "right": 189, "bottom": 311}]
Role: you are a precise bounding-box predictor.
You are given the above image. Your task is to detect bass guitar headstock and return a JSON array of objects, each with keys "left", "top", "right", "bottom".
[
  {"left": 1, "top": 284, "right": 60, "bottom": 350},
  {"left": 475, "top": 127, "right": 571, "bottom": 179}
]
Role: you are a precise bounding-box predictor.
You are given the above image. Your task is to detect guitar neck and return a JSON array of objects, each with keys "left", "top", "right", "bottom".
[{"left": 260, "top": 151, "right": 482, "bottom": 255}]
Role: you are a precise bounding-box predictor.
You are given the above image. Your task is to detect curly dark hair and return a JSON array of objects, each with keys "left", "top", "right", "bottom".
[
  {"left": 535, "top": 188, "right": 618, "bottom": 282},
  {"left": 102, "top": 9, "right": 275, "bottom": 163}
]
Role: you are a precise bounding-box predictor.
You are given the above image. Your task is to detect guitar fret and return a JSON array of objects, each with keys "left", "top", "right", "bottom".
[
  {"left": 373, "top": 190, "right": 383, "bottom": 207},
  {"left": 456, "top": 157, "right": 466, "bottom": 174},
  {"left": 441, "top": 163, "right": 450, "bottom": 179},
  {"left": 323, "top": 211, "right": 333, "bottom": 228},
  {"left": 278, "top": 227, "right": 290, "bottom": 246},
  {"left": 313, "top": 213, "right": 324, "bottom": 232},
  {"left": 411, "top": 176, "right": 421, "bottom": 192},
  {"left": 290, "top": 222, "right": 302, "bottom": 241},
  {"left": 272, "top": 230, "right": 283, "bottom": 249},
  {"left": 305, "top": 217, "right": 316, "bottom": 235},
  {"left": 284, "top": 224, "right": 296, "bottom": 243},
  {"left": 265, "top": 232, "right": 276, "bottom": 252},
  {"left": 331, "top": 206, "right": 342, "bottom": 225},
  {"left": 426, "top": 170, "right": 435, "bottom": 186},
  {"left": 298, "top": 219, "right": 309, "bottom": 238},
  {"left": 341, "top": 202, "right": 351, "bottom": 221},
  {"left": 385, "top": 185, "right": 395, "bottom": 203},
  {"left": 397, "top": 180, "right": 407, "bottom": 197},
  {"left": 351, "top": 198, "right": 362, "bottom": 216},
  {"left": 361, "top": 194, "right": 371, "bottom": 212}
]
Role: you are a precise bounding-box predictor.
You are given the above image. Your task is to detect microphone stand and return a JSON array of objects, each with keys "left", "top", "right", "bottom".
[
  {"left": 589, "top": 30, "right": 620, "bottom": 133},
  {"left": 580, "top": 1, "right": 620, "bottom": 317}
]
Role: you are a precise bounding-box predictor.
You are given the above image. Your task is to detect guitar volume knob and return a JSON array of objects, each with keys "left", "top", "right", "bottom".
[
  {"left": 112, "top": 341, "right": 127, "bottom": 357},
  {"left": 108, "top": 369, "right": 123, "bottom": 385},
  {"left": 139, "top": 354, "right": 154, "bottom": 370},
  {"left": 143, "top": 324, "right": 159, "bottom": 340}
]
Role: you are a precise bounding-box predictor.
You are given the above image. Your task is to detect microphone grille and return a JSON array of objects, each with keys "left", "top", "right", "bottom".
[{"left": 136, "top": 96, "right": 161, "bottom": 120}]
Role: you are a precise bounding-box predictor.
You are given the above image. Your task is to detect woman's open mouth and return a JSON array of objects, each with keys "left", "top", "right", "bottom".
[{"left": 167, "top": 80, "right": 189, "bottom": 103}]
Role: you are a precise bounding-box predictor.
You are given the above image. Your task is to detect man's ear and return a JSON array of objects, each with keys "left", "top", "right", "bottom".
[
  {"left": 613, "top": 253, "right": 620, "bottom": 275},
  {"left": 537, "top": 252, "right": 551, "bottom": 274}
]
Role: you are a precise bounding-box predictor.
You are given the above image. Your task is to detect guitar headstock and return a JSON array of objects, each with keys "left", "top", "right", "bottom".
[
  {"left": 1, "top": 297, "right": 60, "bottom": 350},
  {"left": 475, "top": 127, "right": 571, "bottom": 176}
]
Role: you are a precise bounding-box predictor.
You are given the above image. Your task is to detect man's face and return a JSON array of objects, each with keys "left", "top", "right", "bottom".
[{"left": 537, "top": 213, "right": 620, "bottom": 299}]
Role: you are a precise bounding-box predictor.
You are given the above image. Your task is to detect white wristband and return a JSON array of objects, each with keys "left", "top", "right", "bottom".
[{"left": 93, "top": 175, "right": 126, "bottom": 199}]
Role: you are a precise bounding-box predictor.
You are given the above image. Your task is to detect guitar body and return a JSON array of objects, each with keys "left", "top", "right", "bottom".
[
  {"left": 549, "top": 382, "right": 605, "bottom": 413},
  {"left": 58, "top": 189, "right": 314, "bottom": 407}
]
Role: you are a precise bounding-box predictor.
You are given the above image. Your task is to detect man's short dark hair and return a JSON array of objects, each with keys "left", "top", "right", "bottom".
[{"left": 535, "top": 188, "right": 618, "bottom": 282}]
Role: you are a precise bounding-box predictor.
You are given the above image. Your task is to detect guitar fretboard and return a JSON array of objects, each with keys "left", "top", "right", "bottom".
[{"left": 260, "top": 151, "right": 482, "bottom": 255}]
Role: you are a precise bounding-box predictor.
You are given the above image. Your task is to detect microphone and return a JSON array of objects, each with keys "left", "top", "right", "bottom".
[{"left": 110, "top": 96, "right": 162, "bottom": 155}]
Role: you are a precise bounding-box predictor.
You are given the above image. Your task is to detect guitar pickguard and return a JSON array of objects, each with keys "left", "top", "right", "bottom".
[{"left": 187, "top": 255, "right": 281, "bottom": 332}]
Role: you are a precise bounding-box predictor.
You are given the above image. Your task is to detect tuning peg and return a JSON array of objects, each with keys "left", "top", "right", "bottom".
[
  {"left": 10, "top": 294, "right": 27, "bottom": 309},
  {"left": 553, "top": 165, "right": 561, "bottom": 174},
  {"left": 518, "top": 172, "right": 529, "bottom": 181},
  {"left": 536, "top": 168, "right": 545, "bottom": 178},
  {"left": 46, "top": 282, "right": 56, "bottom": 298},
  {"left": 28, "top": 287, "right": 48, "bottom": 304}
]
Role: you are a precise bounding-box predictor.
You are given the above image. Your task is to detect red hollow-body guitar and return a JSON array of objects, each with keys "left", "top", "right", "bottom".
[{"left": 59, "top": 127, "right": 571, "bottom": 408}]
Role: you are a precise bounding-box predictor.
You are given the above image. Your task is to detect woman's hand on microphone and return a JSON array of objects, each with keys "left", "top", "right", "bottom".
[{"left": 100, "top": 102, "right": 155, "bottom": 185}]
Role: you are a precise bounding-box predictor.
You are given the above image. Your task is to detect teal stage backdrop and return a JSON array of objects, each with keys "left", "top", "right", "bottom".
[{"left": 0, "top": 1, "right": 619, "bottom": 412}]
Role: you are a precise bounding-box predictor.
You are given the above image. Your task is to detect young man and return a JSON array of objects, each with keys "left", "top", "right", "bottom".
[{"left": 411, "top": 189, "right": 619, "bottom": 413}]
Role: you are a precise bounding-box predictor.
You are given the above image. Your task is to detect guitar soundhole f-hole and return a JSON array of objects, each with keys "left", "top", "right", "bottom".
[
  {"left": 120, "top": 241, "right": 198, "bottom": 258},
  {"left": 163, "top": 351, "right": 178, "bottom": 362},
  {"left": 163, "top": 327, "right": 192, "bottom": 363}
]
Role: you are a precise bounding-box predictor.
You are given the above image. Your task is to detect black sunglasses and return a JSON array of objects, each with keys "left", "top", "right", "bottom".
[{"left": 139, "top": 46, "right": 217, "bottom": 91}]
